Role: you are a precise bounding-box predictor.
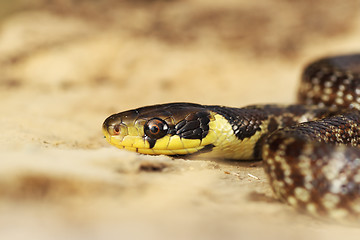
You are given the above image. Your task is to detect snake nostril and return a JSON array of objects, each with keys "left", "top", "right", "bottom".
[
  {"left": 113, "top": 124, "right": 120, "bottom": 134},
  {"left": 108, "top": 123, "right": 128, "bottom": 136}
]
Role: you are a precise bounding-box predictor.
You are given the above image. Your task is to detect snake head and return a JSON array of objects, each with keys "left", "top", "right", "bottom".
[{"left": 102, "top": 103, "right": 215, "bottom": 155}]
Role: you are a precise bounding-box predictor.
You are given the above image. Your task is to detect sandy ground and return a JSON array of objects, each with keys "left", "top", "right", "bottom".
[{"left": 1, "top": 0, "right": 360, "bottom": 239}]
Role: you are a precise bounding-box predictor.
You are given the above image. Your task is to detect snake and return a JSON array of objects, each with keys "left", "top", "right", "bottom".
[{"left": 102, "top": 54, "right": 360, "bottom": 219}]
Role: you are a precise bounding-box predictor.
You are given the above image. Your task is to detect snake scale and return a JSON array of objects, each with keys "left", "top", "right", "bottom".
[{"left": 103, "top": 54, "right": 360, "bottom": 219}]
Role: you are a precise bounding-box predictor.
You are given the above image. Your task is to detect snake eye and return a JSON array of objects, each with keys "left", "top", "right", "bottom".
[{"left": 144, "top": 118, "right": 169, "bottom": 139}]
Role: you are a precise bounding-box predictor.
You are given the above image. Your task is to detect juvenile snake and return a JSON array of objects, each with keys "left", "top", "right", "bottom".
[{"left": 103, "top": 54, "right": 360, "bottom": 219}]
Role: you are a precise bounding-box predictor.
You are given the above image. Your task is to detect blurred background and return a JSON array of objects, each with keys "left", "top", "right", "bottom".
[
  {"left": 0, "top": 1, "right": 360, "bottom": 240},
  {"left": 1, "top": 0, "right": 359, "bottom": 107}
]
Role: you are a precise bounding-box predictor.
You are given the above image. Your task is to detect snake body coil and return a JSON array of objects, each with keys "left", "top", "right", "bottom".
[{"left": 103, "top": 54, "right": 360, "bottom": 219}]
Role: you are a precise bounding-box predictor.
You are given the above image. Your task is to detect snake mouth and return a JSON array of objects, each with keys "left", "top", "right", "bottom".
[{"left": 103, "top": 126, "right": 211, "bottom": 155}]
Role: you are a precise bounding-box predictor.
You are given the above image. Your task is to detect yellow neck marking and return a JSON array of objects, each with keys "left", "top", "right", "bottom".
[{"left": 203, "top": 113, "right": 269, "bottom": 160}]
